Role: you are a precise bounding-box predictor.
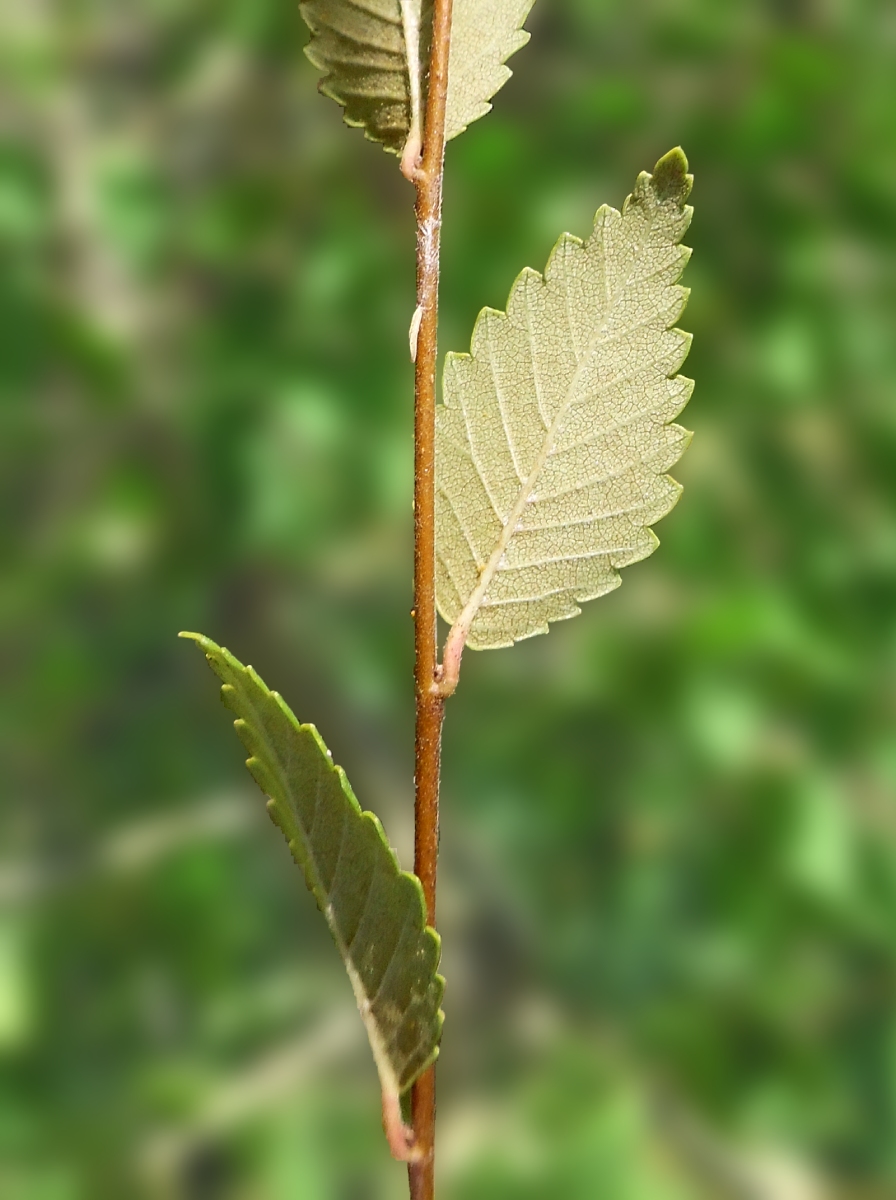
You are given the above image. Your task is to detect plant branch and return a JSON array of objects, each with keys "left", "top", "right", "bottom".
[{"left": 407, "top": 0, "right": 454, "bottom": 1195}]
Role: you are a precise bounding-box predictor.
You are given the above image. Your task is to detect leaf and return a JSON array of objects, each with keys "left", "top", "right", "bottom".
[
  {"left": 436, "top": 148, "right": 694, "bottom": 651},
  {"left": 299, "top": 0, "right": 433, "bottom": 155},
  {"left": 445, "top": 0, "right": 537, "bottom": 142},
  {"left": 299, "top": 0, "right": 535, "bottom": 155},
  {"left": 181, "top": 632, "right": 444, "bottom": 1161}
]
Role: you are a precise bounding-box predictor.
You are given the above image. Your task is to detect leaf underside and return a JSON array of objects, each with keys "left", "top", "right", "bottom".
[
  {"left": 300, "top": 0, "right": 432, "bottom": 154},
  {"left": 435, "top": 148, "right": 695, "bottom": 650},
  {"left": 181, "top": 633, "right": 444, "bottom": 1103},
  {"left": 445, "top": 0, "right": 536, "bottom": 141},
  {"left": 299, "top": 0, "right": 534, "bottom": 153}
]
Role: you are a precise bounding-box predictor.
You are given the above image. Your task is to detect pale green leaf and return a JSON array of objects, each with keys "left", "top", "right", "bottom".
[
  {"left": 445, "top": 0, "right": 536, "bottom": 141},
  {"left": 299, "top": 0, "right": 535, "bottom": 155},
  {"left": 181, "top": 633, "right": 444, "bottom": 1158},
  {"left": 436, "top": 149, "right": 694, "bottom": 651}
]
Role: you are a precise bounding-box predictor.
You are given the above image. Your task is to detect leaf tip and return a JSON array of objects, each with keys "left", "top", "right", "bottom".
[{"left": 651, "top": 147, "right": 692, "bottom": 204}]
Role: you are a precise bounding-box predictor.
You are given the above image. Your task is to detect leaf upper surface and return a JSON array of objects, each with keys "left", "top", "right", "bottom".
[
  {"left": 182, "top": 633, "right": 444, "bottom": 1105},
  {"left": 299, "top": 0, "right": 534, "bottom": 154},
  {"left": 300, "top": 0, "right": 432, "bottom": 154},
  {"left": 436, "top": 149, "right": 694, "bottom": 650}
]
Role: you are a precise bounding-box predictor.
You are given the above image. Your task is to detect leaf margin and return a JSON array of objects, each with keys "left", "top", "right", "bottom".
[
  {"left": 435, "top": 146, "right": 695, "bottom": 660},
  {"left": 298, "top": 0, "right": 537, "bottom": 157},
  {"left": 180, "top": 631, "right": 445, "bottom": 1158},
  {"left": 299, "top": 0, "right": 432, "bottom": 156}
]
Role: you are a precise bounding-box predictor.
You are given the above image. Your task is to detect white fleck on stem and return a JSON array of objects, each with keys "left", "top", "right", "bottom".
[{"left": 409, "top": 304, "right": 423, "bottom": 361}]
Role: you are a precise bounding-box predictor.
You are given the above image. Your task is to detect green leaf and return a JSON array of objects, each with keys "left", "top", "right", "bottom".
[
  {"left": 436, "top": 149, "right": 694, "bottom": 651},
  {"left": 299, "top": 0, "right": 433, "bottom": 155},
  {"left": 298, "top": 0, "right": 535, "bottom": 156},
  {"left": 445, "top": 0, "right": 536, "bottom": 141},
  {"left": 181, "top": 632, "right": 444, "bottom": 1160}
]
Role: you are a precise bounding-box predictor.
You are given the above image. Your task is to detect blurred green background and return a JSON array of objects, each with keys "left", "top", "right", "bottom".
[{"left": 2, "top": 1, "right": 896, "bottom": 1197}]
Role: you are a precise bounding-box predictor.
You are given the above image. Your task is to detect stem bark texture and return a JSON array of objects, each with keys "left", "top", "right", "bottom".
[{"left": 409, "top": 0, "right": 453, "bottom": 1195}]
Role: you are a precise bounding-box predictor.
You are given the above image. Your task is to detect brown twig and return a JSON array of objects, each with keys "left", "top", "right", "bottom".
[{"left": 406, "top": 0, "right": 454, "bottom": 1196}]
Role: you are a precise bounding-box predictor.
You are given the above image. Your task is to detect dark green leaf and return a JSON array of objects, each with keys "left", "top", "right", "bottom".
[
  {"left": 436, "top": 149, "right": 694, "bottom": 652},
  {"left": 181, "top": 632, "right": 444, "bottom": 1160}
]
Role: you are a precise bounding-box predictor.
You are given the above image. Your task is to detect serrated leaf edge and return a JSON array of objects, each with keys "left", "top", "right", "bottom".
[
  {"left": 444, "top": 0, "right": 537, "bottom": 141},
  {"left": 299, "top": 0, "right": 536, "bottom": 156},
  {"left": 299, "top": 0, "right": 430, "bottom": 156},
  {"left": 180, "top": 632, "right": 444, "bottom": 1156},
  {"left": 437, "top": 148, "right": 694, "bottom": 666}
]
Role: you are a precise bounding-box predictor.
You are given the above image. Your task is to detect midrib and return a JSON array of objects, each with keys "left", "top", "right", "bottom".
[{"left": 452, "top": 208, "right": 658, "bottom": 635}]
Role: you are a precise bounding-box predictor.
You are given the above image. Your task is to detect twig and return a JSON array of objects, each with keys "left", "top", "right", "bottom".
[{"left": 407, "top": 0, "right": 454, "bottom": 1195}]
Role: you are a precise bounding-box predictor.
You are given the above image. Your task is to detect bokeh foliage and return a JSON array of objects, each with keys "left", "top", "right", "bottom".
[{"left": 1, "top": 1, "right": 895, "bottom": 1197}]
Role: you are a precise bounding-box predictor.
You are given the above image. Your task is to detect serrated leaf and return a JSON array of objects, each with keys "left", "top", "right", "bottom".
[
  {"left": 300, "top": 0, "right": 432, "bottom": 155},
  {"left": 299, "top": 0, "right": 534, "bottom": 155},
  {"left": 445, "top": 0, "right": 536, "bottom": 141},
  {"left": 181, "top": 633, "right": 444, "bottom": 1158},
  {"left": 436, "top": 149, "right": 694, "bottom": 651}
]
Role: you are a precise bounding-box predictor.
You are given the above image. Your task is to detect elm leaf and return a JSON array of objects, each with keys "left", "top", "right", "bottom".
[
  {"left": 436, "top": 149, "right": 694, "bottom": 651},
  {"left": 445, "top": 0, "right": 536, "bottom": 141},
  {"left": 181, "top": 632, "right": 444, "bottom": 1161},
  {"left": 298, "top": 0, "right": 535, "bottom": 157},
  {"left": 299, "top": 0, "right": 432, "bottom": 156}
]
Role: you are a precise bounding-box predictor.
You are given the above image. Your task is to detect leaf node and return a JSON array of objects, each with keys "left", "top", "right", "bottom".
[{"left": 436, "top": 148, "right": 694, "bottom": 651}]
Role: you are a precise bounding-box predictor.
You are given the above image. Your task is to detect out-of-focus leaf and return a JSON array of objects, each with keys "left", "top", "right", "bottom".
[
  {"left": 436, "top": 149, "right": 694, "bottom": 650},
  {"left": 445, "top": 0, "right": 536, "bottom": 141},
  {"left": 181, "top": 633, "right": 444, "bottom": 1160}
]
